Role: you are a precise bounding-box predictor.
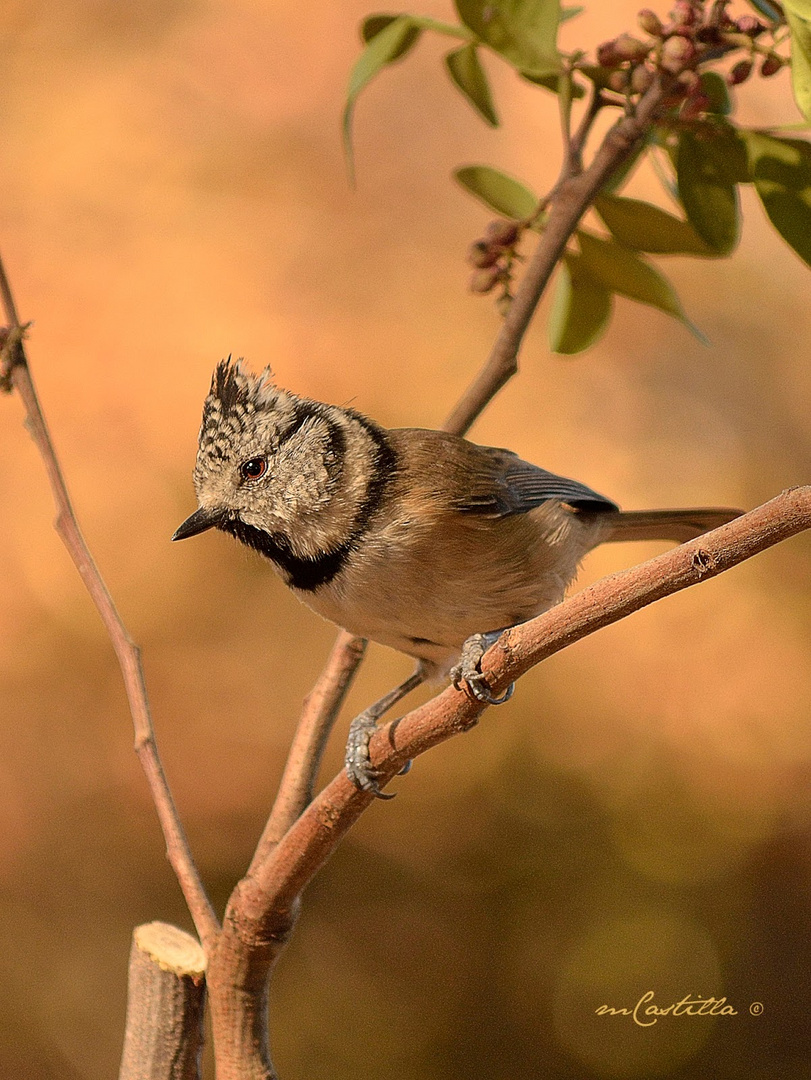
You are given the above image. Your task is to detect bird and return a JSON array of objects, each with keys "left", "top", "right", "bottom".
[{"left": 173, "top": 358, "right": 742, "bottom": 796}]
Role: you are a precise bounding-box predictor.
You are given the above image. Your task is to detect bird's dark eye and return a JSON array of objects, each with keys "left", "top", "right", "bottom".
[{"left": 240, "top": 457, "right": 267, "bottom": 481}]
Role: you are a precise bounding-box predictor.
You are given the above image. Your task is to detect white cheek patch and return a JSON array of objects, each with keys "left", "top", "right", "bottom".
[{"left": 276, "top": 422, "right": 334, "bottom": 513}]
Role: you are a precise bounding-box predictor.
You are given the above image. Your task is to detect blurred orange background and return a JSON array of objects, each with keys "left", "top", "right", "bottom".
[{"left": 1, "top": 1, "right": 810, "bottom": 1077}]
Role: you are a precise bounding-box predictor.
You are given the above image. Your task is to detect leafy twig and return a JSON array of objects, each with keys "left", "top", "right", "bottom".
[{"left": 444, "top": 71, "right": 674, "bottom": 437}]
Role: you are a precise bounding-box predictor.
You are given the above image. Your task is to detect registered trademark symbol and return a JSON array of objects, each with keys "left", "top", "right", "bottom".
[{"left": 749, "top": 1002, "right": 764, "bottom": 1016}]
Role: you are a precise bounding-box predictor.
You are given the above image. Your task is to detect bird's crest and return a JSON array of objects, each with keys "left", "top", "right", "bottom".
[{"left": 198, "top": 357, "right": 296, "bottom": 460}]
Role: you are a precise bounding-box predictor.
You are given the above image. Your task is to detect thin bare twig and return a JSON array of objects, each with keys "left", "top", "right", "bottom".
[
  {"left": 253, "top": 631, "right": 367, "bottom": 868},
  {"left": 0, "top": 256, "right": 220, "bottom": 950},
  {"left": 557, "top": 66, "right": 576, "bottom": 177},
  {"left": 568, "top": 80, "right": 606, "bottom": 176}
]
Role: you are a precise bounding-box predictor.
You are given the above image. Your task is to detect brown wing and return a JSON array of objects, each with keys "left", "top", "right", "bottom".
[{"left": 390, "top": 429, "right": 619, "bottom": 518}]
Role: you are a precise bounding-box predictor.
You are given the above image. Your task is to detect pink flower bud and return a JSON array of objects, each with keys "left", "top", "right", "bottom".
[
  {"left": 467, "top": 241, "right": 500, "bottom": 269},
  {"left": 484, "top": 220, "right": 520, "bottom": 246},
  {"left": 597, "top": 39, "right": 622, "bottom": 67},
  {"left": 613, "top": 33, "right": 651, "bottom": 63},
  {"left": 631, "top": 64, "right": 655, "bottom": 93},
  {"left": 671, "top": 1, "right": 698, "bottom": 27},
  {"left": 469, "top": 266, "right": 503, "bottom": 294},
  {"left": 638, "top": 9, "right": 663, "bottom": 35},
  {"left": 660, "top": 34, "right": 697, "bottom": 73},
  {"left": 736, "top": 15, "right": 765, "bottom": 36}
]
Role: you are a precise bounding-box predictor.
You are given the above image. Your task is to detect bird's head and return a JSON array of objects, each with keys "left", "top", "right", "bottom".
[{"left": 172, "top": 357, "right": 344, "bottom": 548}]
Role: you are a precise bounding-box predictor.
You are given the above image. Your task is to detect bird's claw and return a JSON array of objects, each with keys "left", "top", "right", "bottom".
[
  {"left": 451, "top": 630, "right": 515, "bottom": 706},
  {"left": 345, "top": 711, "right": 396, "bottom": 799},
  {"left": 455, "top": 671, "right": 515, "bottom": 705}
]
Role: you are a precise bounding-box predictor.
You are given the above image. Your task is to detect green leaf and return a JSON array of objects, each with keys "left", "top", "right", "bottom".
[
  {"left": 548, "top": 256, "right": 613, "bottom": 354},
  {"left": 783, "top": 0, "right": 811, "bottom": 15},
  {"left": 361, "top": 13, "right": 474, "bottom": 41},
  {"left": 709, "top": 126, "right": 751, "bottom": 184},
  {"left": 577, "top": 231, "right": 706, "bottom": 341},
  {"left": 699, "top": 72, "right": 731, "bottom": 116},
  {"left": 561, "top": 5, "right": 583, "bottom": 20},
  {"left": 600, "top": 134, "right": 649, "bottom": 194},
  {"left": 346, "top": 14, "right": 475, "bottom": 173},
  {"left": 454, "top": 0, "right": 562, "bottom": 76},
  {"left": 741, "top": 130, "right": 811, "bottom": 266},
  {"left": 676, "top": 131, "right": 741, "bottom": 255},
  {"left": 649, "top": 144, "right": 680, "bottom": 203},
  {"left": 362, "top": 15, "right": 407, "bottom": 47},
  {"left": 344, "top": 17, "right": 423, "bottom": 170},
  {"left": 521, "top": 71, "right": 586, "bottom": 96},
  {"left": 786, "top": 5, "right": 811, "bottom": 122},
  {"left": 454, "top": 165, "right": 539, "bottom": 217},
  {"left": 577, "top": 64, "right": 619, "bottom": 90},
  {"left": 445, "top": 44, "right": 499, "bottom": 125},
  {"left": 670, "top": 125, "right": 749, "bottom": 183},
  {"left": 594, "top": 194, "right": 716, "bottom": 256}
]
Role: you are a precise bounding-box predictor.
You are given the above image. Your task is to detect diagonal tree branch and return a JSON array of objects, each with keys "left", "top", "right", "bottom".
[
  {"left": 235, "top": 487, "right": 811, "bottom": 933},
  {"left": 0, "top": 257, "right": 220, "bottom": 950},
  {"left": 203, "top": 488, "right": 811, "bottom": 1080}
]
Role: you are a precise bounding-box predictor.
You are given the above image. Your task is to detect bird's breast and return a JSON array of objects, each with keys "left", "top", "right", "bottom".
[{"left": 287, "top": 501, "right": 603, "bottom": 669}]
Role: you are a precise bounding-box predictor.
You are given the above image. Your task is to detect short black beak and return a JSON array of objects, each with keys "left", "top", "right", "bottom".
[{"left": 172, "top": 506, "right": 226, "bottom": 541}]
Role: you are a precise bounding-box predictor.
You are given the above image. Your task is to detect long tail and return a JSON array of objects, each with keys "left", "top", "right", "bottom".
[{"left": 601, "top": 507, "right": 743, "bottom": 544}]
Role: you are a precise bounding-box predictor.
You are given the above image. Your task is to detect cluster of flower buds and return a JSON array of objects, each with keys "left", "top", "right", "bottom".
[
  {"left": 467, "top": 219, "right": 521, "bottom": 295},
  {"left": 594, "top": 2, "right": 782, "bottom": 114},
  {"left": 724, "top": 3, "right": 786, "bottom": 84}
]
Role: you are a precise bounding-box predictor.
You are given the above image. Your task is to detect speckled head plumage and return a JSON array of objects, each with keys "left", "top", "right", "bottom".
[
  {"left": 195, "top": 357, "right": 300, "bottom": 474},
  {"left": 175, "top": 357, "right": 398, "bottom": 591}
]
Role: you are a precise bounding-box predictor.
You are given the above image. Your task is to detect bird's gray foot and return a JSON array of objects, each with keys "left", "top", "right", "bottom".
[
  {"left": 451, "top": 630, "right": 515, "bottom": 706},
  {"left": 344, "top": 664, "right": 427, "bottom": 799},
  {"left": 345, "top": 710, "right": 395, "bottom": 799}
]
